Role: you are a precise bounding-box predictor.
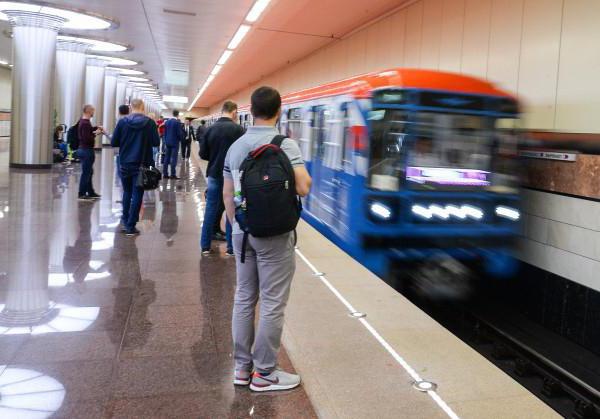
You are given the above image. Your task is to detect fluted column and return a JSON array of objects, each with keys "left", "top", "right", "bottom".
[
  {"left": 6, "top": 11, "right": 66, "bottom": 168},
  {"left": 85, "top": 57, "right": 106, "bottom": 148},
  {"left": 115, "top": 76, "right": 128, "bottom": 116},
  {"left": 55, "top": 40, "right": 89, "bottom": 128},
  {"left": 101, "top": 69, "right": 119, "bottom": 144}
]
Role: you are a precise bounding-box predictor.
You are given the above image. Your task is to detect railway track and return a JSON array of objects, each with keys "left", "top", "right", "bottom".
[{"left": 395, "top": 279, "right": 600, "bottom": 419}]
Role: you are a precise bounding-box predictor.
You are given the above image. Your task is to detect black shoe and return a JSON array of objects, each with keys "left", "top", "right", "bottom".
[
  {"left": 163, "top": 175, "right": 171, "bottom": 179},
  {"left": 171, "top": 176, "right": 181, "bottom": 180},
  {"left": 88, "top": 193, "right": 101, "bottom": 199},
  {"left": 125, "top": 227, "right": 140, "bottom": 236},
  {"left": 78, "top": 195, "right": 93, "bottom": 201},
  {"left": 212, "top": 232, "right": 226, "bottom": 241}
]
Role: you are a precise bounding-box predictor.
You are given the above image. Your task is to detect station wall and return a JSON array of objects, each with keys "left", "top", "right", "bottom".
[
  {"left": 213, "top": 0, "right": 600, "bottom": 134},
  {"left": 0, "top": 67, "right": 11, "bottom": 111}
]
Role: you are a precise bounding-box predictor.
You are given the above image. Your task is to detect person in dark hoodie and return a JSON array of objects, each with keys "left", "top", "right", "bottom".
[{"left": 111, "top": 99, "right": 160, "bottom": 236}]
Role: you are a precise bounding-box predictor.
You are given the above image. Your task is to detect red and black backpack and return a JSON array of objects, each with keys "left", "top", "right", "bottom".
[{"left": 236, "top": 135, "right": 302, "bottom": 262}]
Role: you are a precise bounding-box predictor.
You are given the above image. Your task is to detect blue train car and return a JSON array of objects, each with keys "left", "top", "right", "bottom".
[{"left": 244, "top": 69, "right": 522, "bottom": 280}]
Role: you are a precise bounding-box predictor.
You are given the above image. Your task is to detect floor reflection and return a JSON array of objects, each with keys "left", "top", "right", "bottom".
[
  {"left": 0, "top": 144, "right": 315, "bottom": 417},
  {"left": 0, "top": 366, "right": 65, "bottom": 419}
]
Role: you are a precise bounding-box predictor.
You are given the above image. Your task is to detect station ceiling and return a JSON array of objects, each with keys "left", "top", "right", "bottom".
[{"left": 0, "top": 0, "right": 408, "bottom": 110}]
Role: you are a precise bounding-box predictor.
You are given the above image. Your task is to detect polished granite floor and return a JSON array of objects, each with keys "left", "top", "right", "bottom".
[{"left": 0, "top": 142, "right": 316, "bottom": 418}]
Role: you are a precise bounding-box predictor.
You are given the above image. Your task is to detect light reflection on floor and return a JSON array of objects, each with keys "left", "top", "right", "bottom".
[{"left": 0, "top": 367, "right": 65, "bottom": 419}]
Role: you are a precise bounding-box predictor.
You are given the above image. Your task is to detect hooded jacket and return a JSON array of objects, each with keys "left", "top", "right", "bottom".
[{"left": 111, "top": 113, "right": 161, "bottom": 166}]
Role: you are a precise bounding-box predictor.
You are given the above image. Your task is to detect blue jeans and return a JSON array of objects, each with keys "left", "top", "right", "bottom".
[
  {"left": 77, "top": 148, "right": 96, "bottom": 196},
  {"left": 163, "top": 144, "right": 179, "bottom": 177},
  {"left": 200, "top": 176, "right": 232, "bottom": 252},
  {"left": 120, "top": 164, "right": 144, "bottom": 230}
]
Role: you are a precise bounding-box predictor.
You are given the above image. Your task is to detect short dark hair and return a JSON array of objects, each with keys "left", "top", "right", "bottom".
[
  {"left": 118, "top": 104, "right": 130, "bottom": 116},
  {"left": 251, "top": 86, "right": 281, "bottom": 120},
  {"left": 222, "top": 101, "right": 237, "bottom": 113},
  {"left": 173, "top": 110, "right": 179, "bottom": 117},
  {"left": 200, "top": 120, "right": 206, "bottom": 125}
]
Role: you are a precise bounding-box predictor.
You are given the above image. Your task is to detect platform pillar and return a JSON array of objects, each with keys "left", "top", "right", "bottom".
[
  {"left": 55, "top": 40, "right": 89, "bottom": 129},
  {"left": 5, "top": 11, "right": 66, "bottom": 168},
  {"left": 85, "top": 57, "right": 106, "bottom": 148}
]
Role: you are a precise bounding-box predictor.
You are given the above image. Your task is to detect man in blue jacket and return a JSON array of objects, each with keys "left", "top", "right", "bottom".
[
  {"left": 162, "top": 109, "right": 185, "bottom": 179},
  {"left": 111, "top": 99, "right": 161, "bottom": 236}
]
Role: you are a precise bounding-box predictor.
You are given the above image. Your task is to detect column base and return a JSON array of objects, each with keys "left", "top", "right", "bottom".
[
  {"left": 9, "top": 163, "right": 53, "bottom": 169},
  {"left": 0, "top": 306, "right": 59, "bottom": 327}
]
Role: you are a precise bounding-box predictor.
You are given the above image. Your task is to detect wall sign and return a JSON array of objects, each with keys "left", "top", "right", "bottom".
[{"left": 520, "top": 150, "right": 577, "bottom": 162}]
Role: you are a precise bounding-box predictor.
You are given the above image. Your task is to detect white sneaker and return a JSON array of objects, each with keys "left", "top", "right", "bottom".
[
  {"left": 233, "top": 369, "right": 252, "bottom": 386},
  {"left": 249, "top": 369, "right": 301, "bottom": 392}
]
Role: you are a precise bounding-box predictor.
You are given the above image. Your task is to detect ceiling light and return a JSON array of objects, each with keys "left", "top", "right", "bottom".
[
  {"left": 163, "top": 95, "right": 189, "bottom": 104},
  {"left": 228, "top": 24, "right": 251, "bottom": 50},
  {"left": 245, "top": 0, "right": 271, "bottom": 22},
  {"left": 88, "top": 55, "right": 138, "bottom": 66},
  {"left": 217, "top": 50, "right": 233, "bottom": 65},
  {"left": 133, "top": 82, "right": 153, "bottom": 87},
  {"left": 127, "top": 76, "right": 150, "bottom": 82},
  {"left": 210, "top": 65, "right": 222, "bottom": 76},
  {"left": 108, "top": 67, "right": 145, "bottom": 75},
  {"left": 0, "top": 1, "right": 115, "bottom": 30},
  {"left": 58, "top": 35, "right": 127, "bottom": 52},
  {"left": 0, "top": 59, "right": 7, "bottom": 65}
]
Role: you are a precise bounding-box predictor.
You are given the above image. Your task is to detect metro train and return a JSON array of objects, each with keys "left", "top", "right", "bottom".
[{"left": 214, "top": 68, "right": 523, "bottom": 281}]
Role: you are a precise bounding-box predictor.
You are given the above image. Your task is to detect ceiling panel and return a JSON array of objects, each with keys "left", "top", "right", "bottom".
[{"left": 0, "top": 0, "right": 408, "bottom": 110}]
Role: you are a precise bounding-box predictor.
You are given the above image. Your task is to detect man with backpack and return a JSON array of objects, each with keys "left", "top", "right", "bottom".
[
  {"left": 223, "top": 86, "right": 311, "bottom": 392},
  {"left": 111, "top": 99, "right": 160, "bottom": 236}
]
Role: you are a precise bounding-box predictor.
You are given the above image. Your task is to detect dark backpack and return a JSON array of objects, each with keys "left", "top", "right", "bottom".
[
  {"left": 67, "top": 122, "right": 80, "bottom": 150},
  {"left": 236, "top": 135, "right": 302, "bottom": 262}
]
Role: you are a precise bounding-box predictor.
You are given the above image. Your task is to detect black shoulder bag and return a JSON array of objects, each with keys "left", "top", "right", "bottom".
[{"left": 136, "top": 126, "right": 162, "bottom": 190}]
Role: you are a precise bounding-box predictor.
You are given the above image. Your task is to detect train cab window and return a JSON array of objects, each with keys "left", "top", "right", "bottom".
[
  {"left": 286, "top": 108, "right": 303, "bottom": 140},
  {"left": 368, "top": 109, "right": 409, "bottom": 191},
  {"left": 311, "top": 106, "right": 330, "bottom": 159},
  {"left": 407, "top": 112, "right": 492, "bottom": 189}
]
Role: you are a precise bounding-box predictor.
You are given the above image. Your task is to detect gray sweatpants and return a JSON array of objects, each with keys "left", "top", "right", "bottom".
[{"left": 232, "top": 232, "right": 296, "bottom": 374}]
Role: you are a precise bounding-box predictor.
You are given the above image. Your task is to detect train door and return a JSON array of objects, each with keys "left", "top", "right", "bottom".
[
  {"left": 309, "top": 104, "right": 338, "bottom": 227},
  {"left": 331, "top": 102, "right": 354, "bottom": 236}
]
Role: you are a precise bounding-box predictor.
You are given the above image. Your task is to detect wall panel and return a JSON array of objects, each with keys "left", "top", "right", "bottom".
[
  {"left": 518, "top": 0, "right": 562, "bottom": 130},
  {"left": 403, "top": 1, "right": 424, "bottom": 67},
  {"left": 555, "top": 0, "right": 600, "bottom": 132},
  {"left": 487, "top": 0, "right": 523, "bottom": 92},
  {"left": 439, "top": 0, "right": 465, "bottom": 72},
  {"left": 460, "top": 0, "right": 491, "bottom": 77},
  {"left": 388, "top": 9, "right": 407, "bottom": 67},
  {"left": 420, "top": 0, "right": 442, "bottom": 70}
]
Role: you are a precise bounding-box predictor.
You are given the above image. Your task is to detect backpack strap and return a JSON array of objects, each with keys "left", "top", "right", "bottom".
[
  {"left": 240, "top": 232, "right": 249, "bottom": 264},
  {"left": 270, "top": 135, "right": 287, "bottom": 148}
]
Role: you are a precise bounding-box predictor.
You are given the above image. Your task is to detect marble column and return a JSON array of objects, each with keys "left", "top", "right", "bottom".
[
  {"left": 55, "top": 40, "right": 88, "bottom": 128},
  {"left": 6, "top": 11, "right": 66, "bottom": 168},
  {"left": 84, "top": 57, "right": 106, "bottom": 148}
]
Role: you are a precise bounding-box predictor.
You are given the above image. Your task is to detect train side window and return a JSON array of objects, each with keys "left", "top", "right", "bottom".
[
  {"left": 341, "top": 104, "right": 352, "bottom": 166},
  {"left": 286, "top": 108, "right": 303, "bottom": 140},
  {"left": 311, "top": 105, "right": 329, "bottom": 159}
]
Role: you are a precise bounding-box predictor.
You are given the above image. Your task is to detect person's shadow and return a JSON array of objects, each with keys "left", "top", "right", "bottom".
[
  {"left": 62, "top": 201, "right": 93, "bottom": 286},
  {"left": 159, "top": 187, "right": 178, "bottom": 246}
]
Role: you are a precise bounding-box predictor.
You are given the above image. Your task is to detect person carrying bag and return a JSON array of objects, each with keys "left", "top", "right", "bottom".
[{"left": 111, "top": 99, "right": 161, "bottom": 236}]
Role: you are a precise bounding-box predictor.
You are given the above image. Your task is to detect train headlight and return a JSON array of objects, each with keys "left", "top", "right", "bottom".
[
  {"left": 370, "top": 202, "right": 392, "bottom": 220},
  {"left": 495, "top": 206, "right": 520, "bottom": 221},
  {"left": 412, "top": 204, "right": 484, "bottom": 221}
]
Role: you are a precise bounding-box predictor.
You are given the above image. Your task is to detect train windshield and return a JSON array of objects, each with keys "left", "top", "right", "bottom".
[
  {"left": 368, "top": 109, "right": 519, "bottom": 191},
  {"left": 407, "top": 112, "right": 492, "bottom": 189}
]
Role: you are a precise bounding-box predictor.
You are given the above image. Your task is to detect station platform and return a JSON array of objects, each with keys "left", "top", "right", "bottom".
[{"left": 0, "top": 142, "right": 557, "bottom": 418}]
